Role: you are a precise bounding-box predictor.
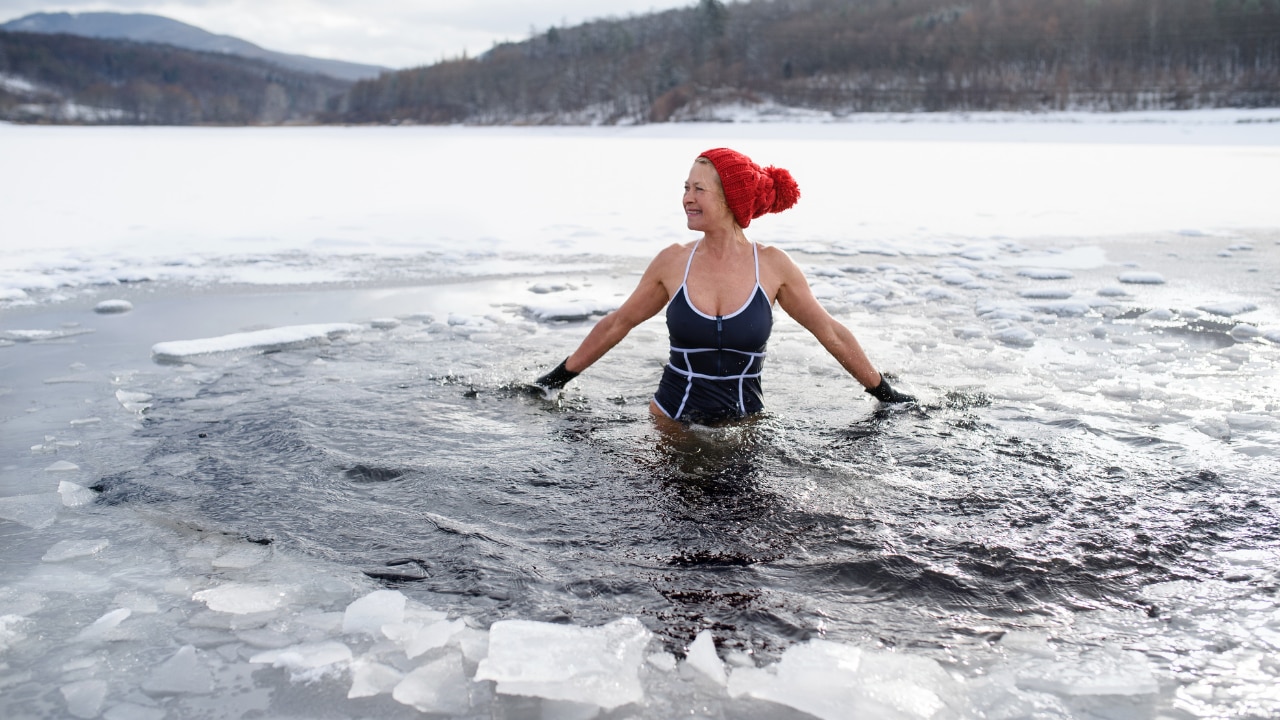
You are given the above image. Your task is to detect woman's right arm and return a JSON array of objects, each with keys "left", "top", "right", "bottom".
[{"left": 561, "top": 244, "right": 682, "bottom": 373}]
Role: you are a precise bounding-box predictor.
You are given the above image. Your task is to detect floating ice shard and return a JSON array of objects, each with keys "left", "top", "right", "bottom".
[
  {"left": 1197, "top": 301, "right": 1258, "bottom": 317},
  {"left": 342, "top": 589, "right": 406, "bottom": 636},
  {"left": 44, "top": 460, "right": 80, "bottom": 472},
  {"left": 384, "top": 617, "right": 467, "bottom": 658},
  {"left": 475, "top": 617, "right": 651, "bottom": 710},
  {"left": 94, "top": 299, "right": 133, "bottom": 314},
  {"left": 249, "top": 641, "right": 353, "bottom": 680},
  {"left": 193, "top": 582, "right": 287, "bottom": 614},
  {"left": 61, "top": 678, "right": 108, "bottom": 718},
  {"left": 684, "top": 630, "right": 727, "bottom": 686},
  {"left": 75, "top": 608, "right": 131, "bottom": 642},
  {"left": 993, "top": 327, "right": 1037, "bottom": 347},
  {"left": 1015, "top": 649, "right": 1158, "bottom": 697},
  {"left": 58, "top": 481, "right": 97, "bottom": 507},
  {"left": 1117, "top": 271, "right": 1165, "bottom": 284},
  {"left": 0, "top": 493, "right": 61, "bottom": 529},
  {"left": 151, "top": 323, "right": 362, "bottom": 363},
  {"left": 348, "top": 658, "right": 404, "bottom": 699},
  {"left": 1018, "top": 268, "right": 1074, "bottom": 280},
  {"left": 392, "top": 649, "right": 471, "bottom": 714},
  {"left": 142, "top": 645, "right": 213, "bottom": 695},
  {"left": 727, "top": 640, "right": 960, "bottom": 720}
]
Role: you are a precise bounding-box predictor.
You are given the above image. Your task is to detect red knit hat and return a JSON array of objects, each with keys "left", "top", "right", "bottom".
[{"left": 698, "top": 148, "right": 801, "bottom": 229}]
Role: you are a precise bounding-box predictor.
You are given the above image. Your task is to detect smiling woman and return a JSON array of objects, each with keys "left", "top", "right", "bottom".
[{"left": 534, "top": 147, "right": 916, "bottom": 424}]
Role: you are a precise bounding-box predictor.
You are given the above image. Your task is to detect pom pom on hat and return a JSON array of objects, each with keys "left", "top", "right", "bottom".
[{"left": 699, "top": 147, "right": 801, "bottom": 228}]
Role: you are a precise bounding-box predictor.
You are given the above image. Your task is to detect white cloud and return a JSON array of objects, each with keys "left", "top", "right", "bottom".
[{"left": 0, "top": 0, "right": 696, "bottom": 68}]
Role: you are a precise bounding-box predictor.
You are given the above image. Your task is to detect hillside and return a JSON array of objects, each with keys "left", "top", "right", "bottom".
[
  {"left": 1, "top": 12, "right": 388, "bottom": 82},
  {"left": 0, "top": 31, "right": 350, "bottom": 124},
  {"left": 345, "top": 0, "right": 1280, "bottom": 124}
]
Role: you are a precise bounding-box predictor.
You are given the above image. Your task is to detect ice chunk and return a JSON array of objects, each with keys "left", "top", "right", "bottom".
[
  {"left": 523, "top": 299, "right": 617, "bottom": 323},
  {"left": 392, "top": 649, "right": 471, "bottom": 715},
  {"left": 142, "top": 645, "right": 214, "bottom": 695},
  {"left": 938, "top": 270, "right": 975, "bottom": 285},
  {"left": 1118, "top": 271, "right": 1165, "bottom": 284},
  {"left": 1018, "top": 268, "right": 1074, "bottom": 280},
  {"left": 61, "top": 678, "right": 108, "bottom": 718},
  {"left": 993, "top": 327, "right": 1036, "bottom": 347},
  {"left": 58, "top": 481, "right": 97, "bottom": 507},
  {"left": 475, "top": 617, "right": 651, "bottom": 710},
  {"left": 727, "top": 640, "right": 958, "bottom": 720},
  {"left": 684, "top": 630, "right": 727, "bottom": 686},
  {"left": 1230, "top": 323, "right": 1260, "bottom": 339},
  {"left": 1197, "top": 301, "right": 1258, "bottom": 317},
  {"left": 94, "top": 299, "right": 133, "bottom": 314},
  {"left": 370, "top": 317, "right": 401, "bottom": 329},
  {"left": 1016, "top": 649, "right": 1158, "bottom": 697},
  {"left": 75, "top": 608, "right": 131, "bottom": 642},
  {"left": 0, "top": 614, "right": 30, "bottom": 651},
  {"left": 45, "top": 460, "right": 81, "bottom": 472},
  {"left": 151, "top": 323, "right": 361, "bottom": 363},
  {"left": 1096, "top": 286, "right": 1130, "bottom": 297},
  {"left": 1020, "top": 289, "right": 1073, "bottom": 299},
  {"left": 193, "top": 583, "right": 287, "bottom": 614},
  {"left": 250, "top": 641, "right": 353, "bottom": 680},
  {"left": 646, "top": 652, "right": 677, "bottom": 673},
  {"left": 342, "top": 589, "right": 406, "bottom": 636},
  {"left": 0, "top": 493, "right": 61, "bottom": 529},
  {"left": 999, "top": 631, "right": 1056, "bottom": 658},
  {"left": 384, "top": 617, "right": 467, "bottom": 658},
  {"left": 349, "top": 658, "right": 404, "bottom": 699}
]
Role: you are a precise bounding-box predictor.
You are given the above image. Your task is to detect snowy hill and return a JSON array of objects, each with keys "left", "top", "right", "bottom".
[{"left": 1, "top": 11, "right": 387, "bottom": 82}]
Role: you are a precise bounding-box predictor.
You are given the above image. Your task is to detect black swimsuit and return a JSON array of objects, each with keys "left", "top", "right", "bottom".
[{"left": 652, "top": 241, "right": 772, "bottom": 423}]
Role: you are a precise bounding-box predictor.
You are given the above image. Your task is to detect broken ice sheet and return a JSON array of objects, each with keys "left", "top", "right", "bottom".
[{"left": 474, "top": 617, "right": 651, "bottom": 711}]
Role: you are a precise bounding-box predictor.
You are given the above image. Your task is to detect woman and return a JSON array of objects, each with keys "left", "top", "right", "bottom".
[{"left": 535, "top": 147, "right": 914, "bottom": 424}]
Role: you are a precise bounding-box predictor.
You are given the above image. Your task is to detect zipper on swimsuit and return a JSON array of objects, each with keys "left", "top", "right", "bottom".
[{"left": 716, "top": 315, "right": 723, "bottom": 374}]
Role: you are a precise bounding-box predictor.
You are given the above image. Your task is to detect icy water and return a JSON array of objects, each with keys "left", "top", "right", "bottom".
[{"left": 2, "top": 120, "right": 1280, "bottom": 719}]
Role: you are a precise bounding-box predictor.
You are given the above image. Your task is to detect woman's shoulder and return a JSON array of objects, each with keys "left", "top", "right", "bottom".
[{"left": 755, "top": 242, "right": 803, "bottom": 274}]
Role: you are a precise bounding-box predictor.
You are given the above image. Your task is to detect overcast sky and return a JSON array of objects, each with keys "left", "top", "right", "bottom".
[{"left": 0, "top": 1, "right": 697, "bottom": 68}]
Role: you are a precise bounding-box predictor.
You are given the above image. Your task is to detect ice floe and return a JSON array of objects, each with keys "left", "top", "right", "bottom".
[{"left": 151, "top": 323, "right": 362, "bottom": 363}]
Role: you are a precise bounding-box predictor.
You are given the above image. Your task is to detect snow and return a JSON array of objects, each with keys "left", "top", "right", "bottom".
[{"left": 151, "top": 323, "right": 362, "bottom": 362}]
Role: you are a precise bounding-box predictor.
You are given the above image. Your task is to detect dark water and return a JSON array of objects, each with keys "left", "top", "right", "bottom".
[
  {"left": 87, "top": 294, "right": 1280, "bottom": 672},
  {"left": 5, "top": 237, "right": 1280, "bottom": 718}
]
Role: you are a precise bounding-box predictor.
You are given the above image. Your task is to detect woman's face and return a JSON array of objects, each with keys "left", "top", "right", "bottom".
[{"left": 683, "top": 160, "right": 733, "bottom": 232}]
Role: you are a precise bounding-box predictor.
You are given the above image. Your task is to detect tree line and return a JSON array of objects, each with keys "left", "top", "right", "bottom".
[
  {"left": 345, "top": 0, "right": 1280, "bottom": 123},
  {"left": 0, "top": 30, "right": 349, "bottom": 124},
  {"left": 3, "top": 0, "right": 1277, "bottom": 125}
]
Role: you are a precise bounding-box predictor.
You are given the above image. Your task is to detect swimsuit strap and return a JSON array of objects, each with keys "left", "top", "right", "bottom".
[{"left": 680, "top": 239, "right": 700, "bottom": 287}]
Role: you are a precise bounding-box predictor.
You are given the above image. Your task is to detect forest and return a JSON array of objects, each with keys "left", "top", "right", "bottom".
[
  {"left": 2, "top": 0, "right": 1277, "bottom": 125},
  {"left": 0, "top": 30, "right": 349, "bottom": 124},
  {"left": 346, "top": 0, "right": 1280, "bottom": 124}
]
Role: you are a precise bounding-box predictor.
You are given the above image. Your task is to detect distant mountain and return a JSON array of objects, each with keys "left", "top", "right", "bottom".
[
  {"left": 1, "top": 11, "right": 388, "bottom": 82},
  {"left": 0, "top": 30, "right": 351, "bottom": 124}
]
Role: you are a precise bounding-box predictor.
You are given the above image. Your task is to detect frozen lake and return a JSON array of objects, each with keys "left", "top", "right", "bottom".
[{"left": 2, "top": 112, "right": 1280, "bottom": 719}]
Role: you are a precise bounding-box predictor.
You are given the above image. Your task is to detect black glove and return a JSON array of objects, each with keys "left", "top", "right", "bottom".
[
  {"left": 866, "top": 375, "right": 915, "bottom": 404},
  {"left": 534, "top": 358, "right": 579, "bottom": 390}
]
